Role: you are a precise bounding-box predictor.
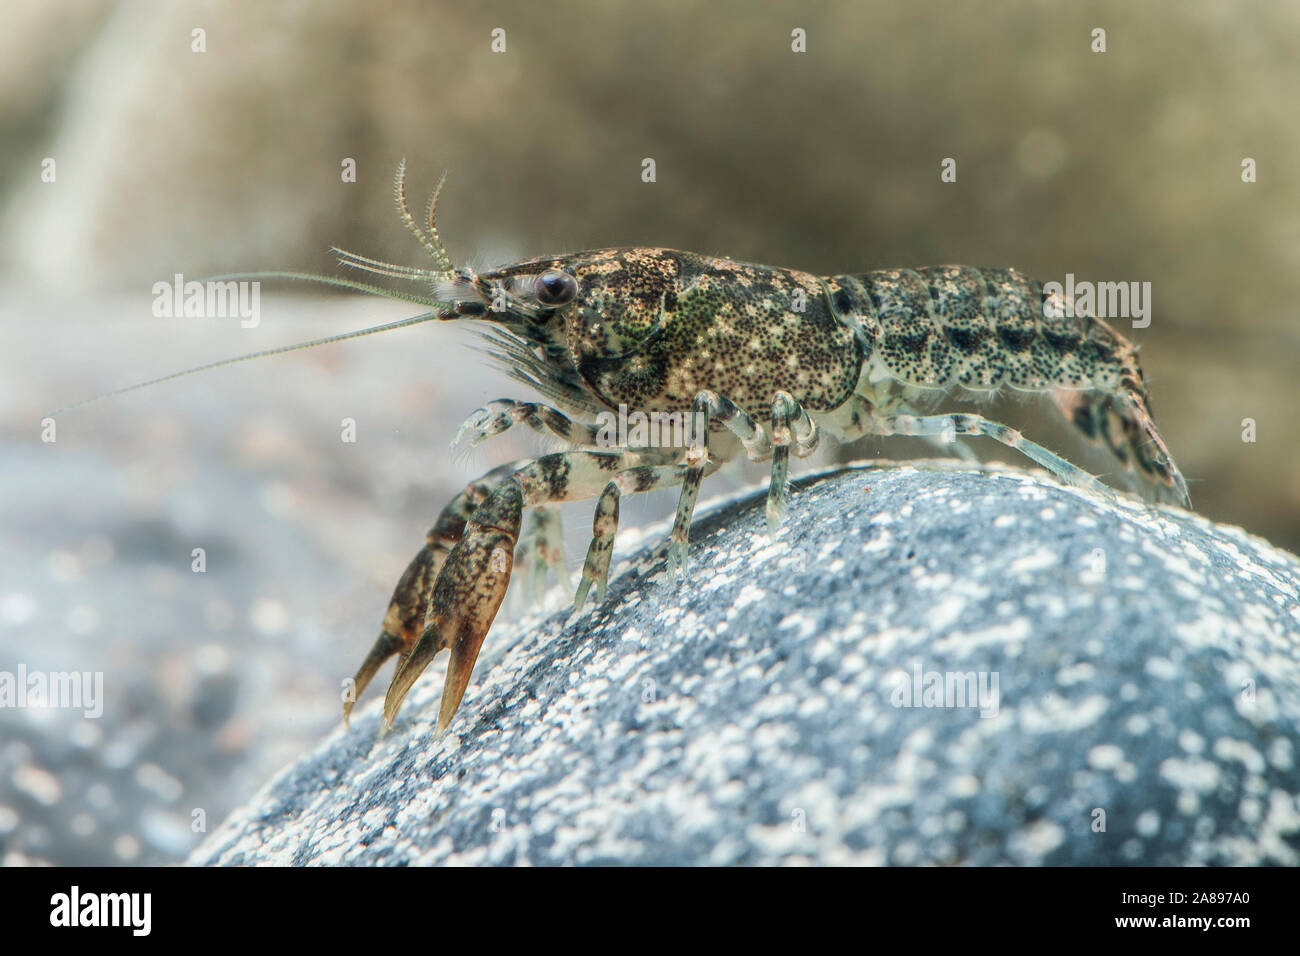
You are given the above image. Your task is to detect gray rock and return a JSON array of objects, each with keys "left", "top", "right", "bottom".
[{"left": 189, "top": 462, "right": 1300, "bottom": 866}]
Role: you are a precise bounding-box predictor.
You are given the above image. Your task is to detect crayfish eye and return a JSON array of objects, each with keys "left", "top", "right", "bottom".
[{"left": 534, "top": 270, "right": 578, "bottom": 306}]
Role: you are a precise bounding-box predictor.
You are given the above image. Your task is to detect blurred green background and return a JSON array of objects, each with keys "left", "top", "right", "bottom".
[{"left": 1, "top": 0, "right": 1298, "bottom": 865}]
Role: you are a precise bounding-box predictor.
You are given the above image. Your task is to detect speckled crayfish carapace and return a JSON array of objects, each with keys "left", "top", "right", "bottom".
[{"left": 60, "top": 161, "right": 1190, "bottom": 735}]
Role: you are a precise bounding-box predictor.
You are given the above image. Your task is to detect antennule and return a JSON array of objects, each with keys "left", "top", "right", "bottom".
[
  {"left": 424, "top": 169, "right": 454, "bottom": 274},
  {"left": 394, "top": 159, "right": 455, "bottom": 273},
  {"left": 331, "top": 247, "right": 444, "bottom": 283}
]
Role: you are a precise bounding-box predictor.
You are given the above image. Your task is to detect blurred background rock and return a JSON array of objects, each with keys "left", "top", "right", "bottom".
[{"left": 0, "top": 0, "right": 1297, "bottom": 864}]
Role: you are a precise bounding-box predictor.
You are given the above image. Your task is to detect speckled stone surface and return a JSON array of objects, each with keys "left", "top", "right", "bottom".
[{"left": 189, "top": 463, "right": 1300, "bottom": 866}]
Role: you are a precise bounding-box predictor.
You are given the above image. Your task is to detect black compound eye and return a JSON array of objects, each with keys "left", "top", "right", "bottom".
[{"left": 534, "top": 270, "right": 578, "bottom": 306}]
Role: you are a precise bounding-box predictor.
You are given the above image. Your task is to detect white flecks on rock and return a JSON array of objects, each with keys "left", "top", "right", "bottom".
[
  {"left": 13, "top": 764, "right": 62, "bottom": 806},
  {"left": 1145, "top": 656, "right": 1179, "bottom": 680},
  {"left": 1160, "top": 757, "right": 1221, "bottom": 792},
  {"left": 1212, "top": 737, "right": 1267, "bottom": 774},
  {"left": 1018, "top": 694, "right": 1109, "bottom": 735},
  {"left": 1008, "top": 819, "right": 1065, "bottom": 861},
  {"left": 1087, "top": 744, "right": 1125, "bottom": 771},
  {"left": 1135, "top": 809, "right": 1161, "bottom": 837},
  {"left": 182, "top": 462, "right": 1300, "bottom": 866}
]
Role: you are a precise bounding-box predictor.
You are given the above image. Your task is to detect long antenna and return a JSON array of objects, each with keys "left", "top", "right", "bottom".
[
  {"left": 205, "top": 270, "right": 450, "bottom": 307},
  {"left": 47, "top": 299, "right": 448, "bottom": 417},
  {"left": 49, "top": 162, "right": 465, "bottom": 418}
]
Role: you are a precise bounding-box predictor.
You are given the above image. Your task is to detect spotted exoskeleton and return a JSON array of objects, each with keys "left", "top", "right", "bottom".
[{"left": 60, "top": 162, "right": 1190, "bottom": 734}]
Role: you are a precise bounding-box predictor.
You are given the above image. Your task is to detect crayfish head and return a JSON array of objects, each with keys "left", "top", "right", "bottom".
[
  {"left": 471, "top": 247, "right": 689, "bottom": 356},
  {"left": 456, "top": 248, "right": 693, "bottom": 413}
]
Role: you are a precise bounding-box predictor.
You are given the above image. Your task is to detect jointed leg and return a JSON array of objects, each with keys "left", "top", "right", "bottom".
[
  {"left": 668, "top": 391, "right": 771, "bottom": 578},
  {"left": 361, "top": 385, "right": 826, "bottom": 728},
  {"left": 378, "top": 448, "right": 700, "bottom": 731},
  {"left": 514, "top": 506, "right": 572, "bottom": 606},
  {"left": 874, "top": 412, "right": 1114, "bottom": 500},
  {"left": 571, "top": 451, "right": 726, "bottom": 608},
  {"left": 766, "top": 390, "right": 820, "bottom": 536},
  {"left": 897, "top": 401, "right": 980, "bottom": 463},
  {"left": 455, "top": 398, "right": 601, "bottom": 447},
  {"left": 575, "top": 481, "right": 619, "bottom": 610}
]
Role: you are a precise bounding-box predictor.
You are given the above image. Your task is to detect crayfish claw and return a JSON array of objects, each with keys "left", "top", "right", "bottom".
[
  {"left": 344, "top": 629, "right": 405, "bottom": 727},
  {"left": 382, "top": 484, "right": 521, "bottom": 732}
]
